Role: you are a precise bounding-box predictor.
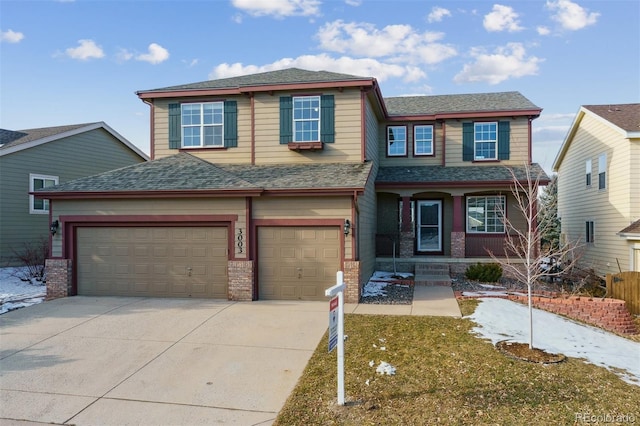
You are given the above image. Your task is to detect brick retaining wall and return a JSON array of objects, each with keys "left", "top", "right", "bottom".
[
  {"left": 456, "top": 291, "right": 638, "bottom": 335},
  {"left": 228, "top": 260, "right": 254, "bottom": 301},
  {"left": 45, "top": 258, "right": 72, "bottom": 300}
]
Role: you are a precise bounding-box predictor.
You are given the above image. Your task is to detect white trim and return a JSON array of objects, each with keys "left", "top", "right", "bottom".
[
  {"left": 413, "top": 124, "right": 434, "bottom": 156},
  {"left": 473, "top": 121, "right": 498, "bottom": 160},
  {"left": 0, "top": 122, "right": 149, "bottom": 160},
  {"left": 29, "top": 173, "right": 58, "bottom": 214},
  {"left": 293, "top": 95, "right": 321, "bottom": 143},
  {"left": 416, "top": 200, "right": 442, "bottom": 252}
]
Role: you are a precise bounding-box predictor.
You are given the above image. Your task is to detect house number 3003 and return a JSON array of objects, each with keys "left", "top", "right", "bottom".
[{"left": 237, "top": 228, "right": 244, "bottom": 253}]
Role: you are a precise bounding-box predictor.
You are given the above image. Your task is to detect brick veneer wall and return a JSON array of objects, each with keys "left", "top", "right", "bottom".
[
  {"left": 399, "top": 231, "right": 414, "bottom": 258},
  {"left": 457, "top": 291, "right": 638, "bottom": 335},
  {"left": 451, "top": 232, "right": 465, "bottom": 258},
  {"left": 45, "top": 258, "right": 72, "bottom": 300},
  {"left": 228, "top": 260, "right": 254, "bottom": 301},
  {"left": 343, "top": 261, "right": 360, "bottom": 304}
]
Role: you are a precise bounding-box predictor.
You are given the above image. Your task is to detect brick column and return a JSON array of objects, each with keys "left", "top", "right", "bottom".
[
  {"left": 399, "top": 231, "right": 414, "bottom": 257},
  {"left": 228, "top": 260, "right": 254, "bottom": 301},
  {"left": 343, "top": 261, "right": 360, "bottom": 304},
  {"left": 45, "top": 258, "right": 72, "bottom": 300},
  {"left": 451, "top": 195, "right": 465, "bottom": 258}
]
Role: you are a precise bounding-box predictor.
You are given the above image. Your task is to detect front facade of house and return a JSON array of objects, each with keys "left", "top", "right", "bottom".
[
  {"left": 0, "top": 122, "right": 148, "bottom": 265},
  {"left": 553, "top": 104, "right": 640, "bottom": 275},
  {"left": 39, "top": 69, "right": 546, "bottom": 303}
]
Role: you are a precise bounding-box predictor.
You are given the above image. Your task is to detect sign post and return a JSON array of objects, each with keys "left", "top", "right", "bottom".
[{"left": 325, "top": 271, "right": 345, "bottom": 405}]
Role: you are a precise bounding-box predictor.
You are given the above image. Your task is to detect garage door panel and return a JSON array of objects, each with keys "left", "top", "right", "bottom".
[
  {"left": 78, "top": 226, "right": 228, "bottom": 298},
  {"left": 258, "top": 226, "right": 340, "bottom": 301}
]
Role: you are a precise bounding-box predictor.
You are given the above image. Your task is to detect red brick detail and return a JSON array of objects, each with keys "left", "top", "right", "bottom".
[
  {"left": 458, "top": 291, "right": 638, "bottom": 335},
  {"left": 228, "top": 260, "right": 254, "bottom": 301},
  {"left": 45, "top": 258, "right": 72, "bottom": 301},
  {"left": 343, "top": 261, "right": 361, "bottom": 304},
  {"left": 399, "top": 231, "right": 414, "bottom": 258},
  {"left": 451, "top": 231, "right": 465, "bottom": 258}
]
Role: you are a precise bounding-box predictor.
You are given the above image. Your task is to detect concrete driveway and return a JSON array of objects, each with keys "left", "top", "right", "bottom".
[{"left": 0, "top": 296, "right": 330, "bottom": 425}]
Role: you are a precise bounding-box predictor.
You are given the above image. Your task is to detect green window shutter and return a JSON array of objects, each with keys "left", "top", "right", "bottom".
[
  {"left": 280, "top": 96, "right": 293, "bottom": 144},
  {"left": 168, "top": 103, "right": 181, "bottom": 149},
  {"left": 224, "top": 100, "right": 237, "bottom": 148},
  {"left": 498, "top": 121, "right": 510, "bottom": 160},
  {"left": 462, "top": 122, "right": 474, "bottom": 161},
  {"left": 320, "top": 95, "right": 335, "bottom": 143}
]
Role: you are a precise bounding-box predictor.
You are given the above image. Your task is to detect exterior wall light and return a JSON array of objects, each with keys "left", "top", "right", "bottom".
[
  {"left": 344, "top": 219, "right": 351, "bottom": 236},
  {"left": 50, "top": 220, "right": 59, "bottom": 236}
]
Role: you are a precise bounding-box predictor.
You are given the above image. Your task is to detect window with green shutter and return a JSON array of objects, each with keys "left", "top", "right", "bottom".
[
  {"left": 280, "top": 94, "right": 334, "bottom": 144},
  {"left": 462, "top": 121, "right": 510, "bottom": 161},
  {"left": 168, "top": 101, "right": 237, "bottom": 149}
]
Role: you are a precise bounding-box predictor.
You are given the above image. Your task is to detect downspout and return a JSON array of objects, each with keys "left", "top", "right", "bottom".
[
  {"left": 360, "top": 90, "right": 366, "bottom": 162},
  {"left": 440, "top": 120, "right": 446, "bottom": 167},
  {"left": 528, "top": 117, "right": 533, "bottom": 164},
  {"left": 142, "top": 99, "right": 155, "bottom": 160},
  {"left": 352, "top": 190, "right": 359, "bottom": 261},
  {"left": 250, "top": 93, "right": 256, "bottom": 165}
]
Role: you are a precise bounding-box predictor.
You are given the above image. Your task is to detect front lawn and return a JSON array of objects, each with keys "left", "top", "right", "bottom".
[{"left": 275, "top": 300, "right": 639, "bottom": 425}]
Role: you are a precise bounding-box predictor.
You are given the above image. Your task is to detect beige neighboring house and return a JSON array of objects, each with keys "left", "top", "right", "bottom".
[
  {"left": 36, "top": 68, "right": 548, "bottom": 303},
  {"left": 0, "top": 122, "right": 148, "bottom": 265},
  {"left": 553, "top": 103, "right": 640, "bottom": 275}
]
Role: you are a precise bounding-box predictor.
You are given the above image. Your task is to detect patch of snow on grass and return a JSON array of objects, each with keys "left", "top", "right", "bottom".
[
  {"left": 0, "top": 267, "right": 46, "bottom": 315},
  {"left": 375, "top": 361, "right": 396, "bottom": 375},
  {"left": 468, "top": 297, "right": 640, "bottom": 386}
]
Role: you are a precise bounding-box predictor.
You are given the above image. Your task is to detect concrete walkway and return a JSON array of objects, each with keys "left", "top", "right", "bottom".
[{"left": 348, "top": 285, "right": 462, "bottom": 317}]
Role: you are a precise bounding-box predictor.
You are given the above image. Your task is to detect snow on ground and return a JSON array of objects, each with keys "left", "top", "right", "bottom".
[
  {"left": 0, "top": 267, "right": 46, "bottom": 315},
  {"left": 468, "top": 297, "right": 640, "bottom": 386},
  {"left": 361, "top": 271, "right": 413, "bottom": 297}
]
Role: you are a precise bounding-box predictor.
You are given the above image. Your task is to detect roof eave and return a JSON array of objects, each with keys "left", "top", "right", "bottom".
[
  {"left": 137, "top": 79, "right": 376, "bottom": 100},
  {"left": 386, "top": 109, "right": 541, "bottom": 122},
  {"left": 33, "top": 189, "right": 264, "bottom": 199},
  {"left": 375, "top": 178, "right": 550, "bottom": 190}
]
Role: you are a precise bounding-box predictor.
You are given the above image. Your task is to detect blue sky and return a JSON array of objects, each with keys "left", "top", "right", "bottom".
[{"left": 1, "top": 0, "right": 638, "bottom": 173}]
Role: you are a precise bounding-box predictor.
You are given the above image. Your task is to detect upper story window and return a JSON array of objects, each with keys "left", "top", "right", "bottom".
[
  {"left": 168, "top": 101, "right": 237, "bottom": 150},
  {"left": 474, "top": 122, "right": 497, "bottom": 160},
  {"left": 279, "top": 95, "right": 334, "bottom": 146},
  {"left": 181, "top": 102, "right": 224, "bottom": 148},
  {"left": 462, "top": 121, "right": 510, "bottom": 162},
  {"left": 467, "top": 195, "right": 505, "bottom": 233},
  {"left": 585, "top": 159, "right": 592, "bottom": 187},
  {"left": 293, "top": 96, "right": 320, "bottom": 142},
  {"left": 414, "top": 125, "right": 434, "bottom": 156},
  {"left": 387, "top": 126, "right": 407, "bottom": 156},
  {"left": 598, "top": 153, "right": 607, "bottom": 190},
  {"left": 30, "top": 173, "right": 58, "bottom": 214}
]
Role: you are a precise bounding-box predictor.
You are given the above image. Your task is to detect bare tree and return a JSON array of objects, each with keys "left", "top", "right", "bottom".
[{"left": 488, "top": 164, "right": 583, "bottom": 349}]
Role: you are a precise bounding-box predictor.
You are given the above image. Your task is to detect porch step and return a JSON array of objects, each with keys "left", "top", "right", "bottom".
[{"left": 414, "top": 263, "right": 452, "bottom": 286}]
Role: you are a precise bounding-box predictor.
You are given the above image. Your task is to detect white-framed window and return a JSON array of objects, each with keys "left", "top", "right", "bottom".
[
  {"left": 293, "top": 95, "right": 320, "bottom": 142},
  {"left": 585, "top": 159, "right": 592, "bottom": 187},
  {"left": 414, "top": 125, "right": 434, "bottom": 156},
  {"left": 181, "top": 102, "right": 224, "bottom": 148},
  {"left": 466, "top": 195, "right": 505, "bottom": 233},
  {"left": 598, "top": 153, "right": 607, "bottom": 190},
  {"left": 29, "top": 173, "right": 58, "bottom": 214},
  {"left": 585, "top": 220, "right": 595, "bottom": 243},
  {"left": 474, "top": 122, "right": 497, "bottom": 160},
  {"left": 387, "top": 126, "right": 407, "bottom": 156}
]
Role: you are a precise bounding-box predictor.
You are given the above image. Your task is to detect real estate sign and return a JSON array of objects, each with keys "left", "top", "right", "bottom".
[{"left": 328, "top": 296, "right": 339, "bottom": 352}]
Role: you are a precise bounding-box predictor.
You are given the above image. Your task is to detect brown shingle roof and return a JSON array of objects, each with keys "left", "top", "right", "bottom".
[
  {"left": 384, "top": 92, "right": 540, "bottom": 116},
  {"left": 0, "top": 123, "right": 98, "bottom": 150},
  {"left": 619, "top": 219, "right": 640, "bottom": 235},
  {"left": 583, "top": 104, "right": 640, "bottom": 133}
]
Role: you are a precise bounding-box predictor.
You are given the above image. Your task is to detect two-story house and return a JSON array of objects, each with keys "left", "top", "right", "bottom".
[
  {"left": 38, "top": 68, "right": 547, "bottom": 303},
  {"left": 553, "top": 103, "right": 640, "bottom": 275}
]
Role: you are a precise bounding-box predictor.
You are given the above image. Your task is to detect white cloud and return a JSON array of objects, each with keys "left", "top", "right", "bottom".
[
  {"left": 427, "top": 6, "right": 452, "bottom": 23},
  {"left": 231, "top": 0, "right": 321, "bottom": 18},
  {"left": 116, "top": 48, "right": 134, "bottom": 62},
  {"left": 316, "top": 20, "right": 456, "bottom": 65},
  {"left": 65, "top": 39, "right": 104, "bottom": 60},
  {"left": 345, "top": 0, "right": 362, "bottom": 6},
  {"left": 454, "top": 42, "right": 542, "bottom": 85},
  {"left": 208, "top": 54, "right": 423, "bottom": 83},
  {"left": 483, "top": 4, "right": 524, "bottom": 32},
  {"left": 537, "top": 26, "right": 551, "bottom": 36},
  {"left": 1, "top": 29, "right": 24, "bottom": 43},
  {"left": 136, "top": 43, "right": 170, "bottom": 64},
  {"left": 546, "top": 0, "right": 599, "bottom": 31}
]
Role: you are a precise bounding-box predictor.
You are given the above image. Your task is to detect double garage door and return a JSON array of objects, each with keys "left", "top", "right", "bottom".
[
  {"left": 258, "top": 227, "right": 340, "bottom": 301},
  {"left": 77, "top": 227, "right": 228, "bottom": 298}
]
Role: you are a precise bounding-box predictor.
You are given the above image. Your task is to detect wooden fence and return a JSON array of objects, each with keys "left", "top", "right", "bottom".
[{"left": 606, "top": 271, "right": 640, "bottom": 315}]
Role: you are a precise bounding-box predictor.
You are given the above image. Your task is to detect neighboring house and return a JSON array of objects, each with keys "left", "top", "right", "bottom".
[
  {"left": 0, "top": 122, "right": 149, "bottom": 265},
  {"left": 553, "top": 103, "right": 640, "bottom": 275},
  {"left": 36, "top": 68, "right": 547, "bottom": 303}
]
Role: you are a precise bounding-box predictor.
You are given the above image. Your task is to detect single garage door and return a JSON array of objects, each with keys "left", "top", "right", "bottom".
[
  {"left": 258, "top": 226, "right": 340, "bottom": 301},
  {"left": 77, "top": 226, "right": 228, "bottom": 298}
]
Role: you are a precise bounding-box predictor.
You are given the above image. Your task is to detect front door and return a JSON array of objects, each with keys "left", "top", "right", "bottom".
[{"left": 417, "top": 200, "right": 442, "bottom": 252}]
